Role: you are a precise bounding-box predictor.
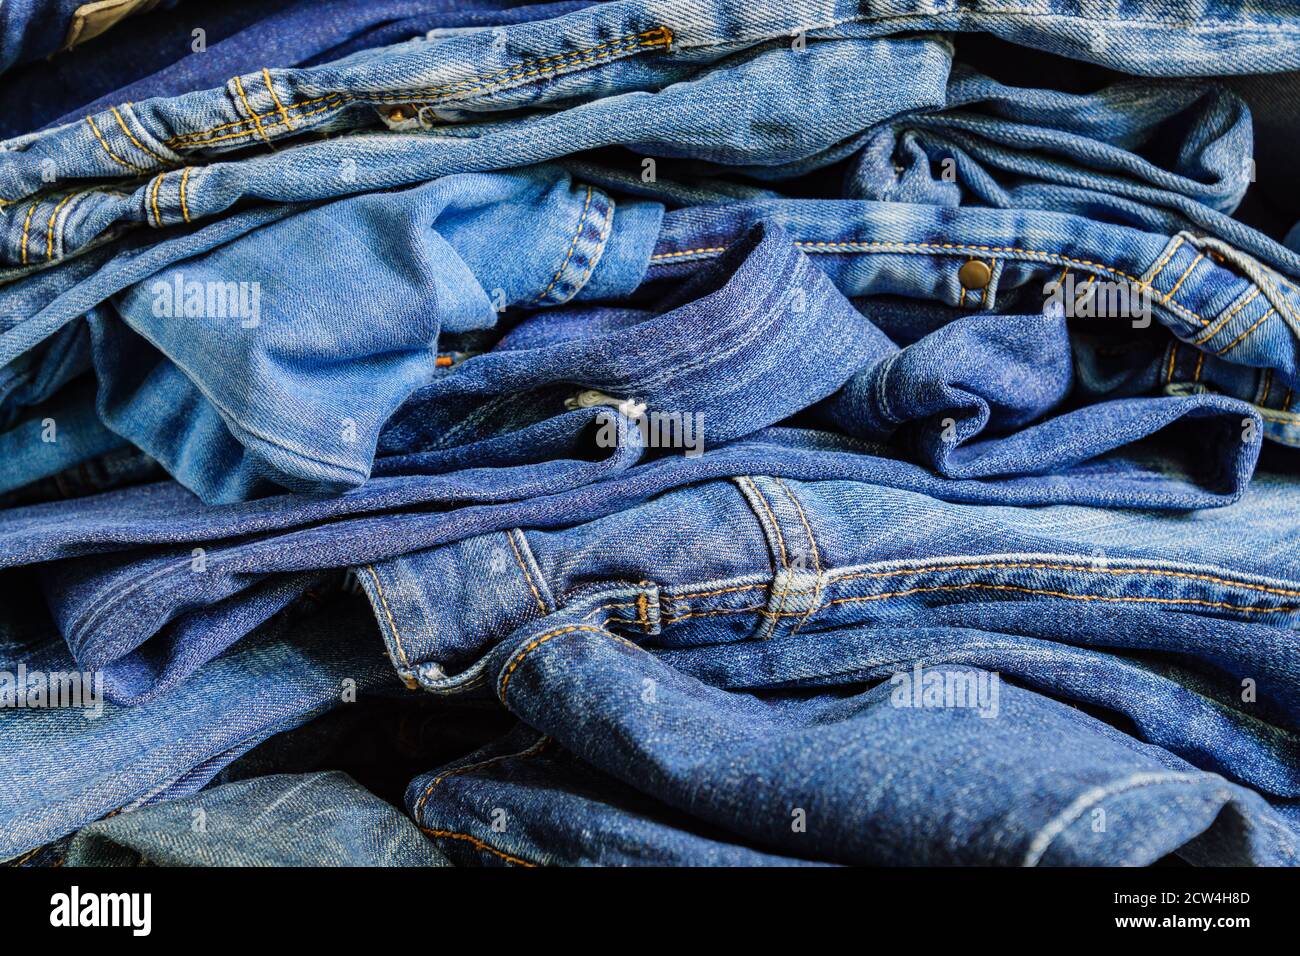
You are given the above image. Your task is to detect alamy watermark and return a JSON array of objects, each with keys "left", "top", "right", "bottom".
[
  {"left": 151, "top": 271, "right": 262, "bottom": 328},
  {"left": 890, "top": 663, "right": 1000, "bottom": 718},
  {"left": 0, "top": 664, "right": 104, "bottom": 718},
  {"left": 1044, "top": 272, "right": 1151, "bottom": 328},
  {"left": 595, "top": 405, "right": 705, "bottom": 458}
]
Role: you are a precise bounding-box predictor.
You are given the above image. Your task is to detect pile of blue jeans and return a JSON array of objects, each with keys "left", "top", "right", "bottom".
[{"left": 5, "top": 0, "right": 1300, "bottom": 867}]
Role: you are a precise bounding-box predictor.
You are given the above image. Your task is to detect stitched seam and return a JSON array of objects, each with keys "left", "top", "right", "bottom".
[
  {"left": 1194, "top": 287, "right": 1259, "bottom": 345},
  {"left": 1165, "top": 342, "right": 1178, "bottom": 385},
  {"left": 147, "top": 173, "right": 164, "bottom": 228},
  {"left": 165, "top": 27, "right": 671, "bottom": 148},
  {"left": 506, "top": 529, "right": 547, "bottom": 614},
  {"left": 1145, "top": 235, "right": 1185, "bottom": 287},
  {"left": 232, "top": 74, "right": 272, "bottom": 147},
  {"left": 499, "top": 624, "right": 612, "bottom": 698},
  {"left": 414, "top": 735, "right": 549, "bottom": 820},
  {"left": 668, "top": 560, "right": 1300, "bottom": 603},
  {"left": 18, "top": 201, "right": 37, "bottom": 266},
  {"left": 364, "top": 564, "right": 413, "bottom": 670},
  {"left": 824, "top": 583, "right": 1294, "bottom": 614},
  {"left": 572, "top": 196, "right": 614, "bottom": 297},
  {"left": 1262, "top": 369, "right": 1273, "bottom": 407},
  {"left": 1193, "top": 349, "right": 1206, "bottom": 382},
  {"left": 1161, "top": 252, "right": 1203, "bottom": 304},
  {"left": 653, "top": 241, "right": 1207, "bottom": 325},
  {"left": 535, "top": 186, "right": 593, "bottom": 303},
  {"left": 1217, "top": 307, "right": 1275, "bottom": 356},
  {"left": 745, "top": 478, "right": 792, "bottom": 636},
  {"left": 262, "top": 68, "right": 295, "bottom": 131},
  {"left": 85, "top": 114, "right": 147, "bottom": 172},
  {"left": 44, "top": 192, "right": 76, "bottom": 261},
  {"left": 178, "top": 166, "right": 192, "bottom": 223},
  {"left": 774, "top": 476, "right": 822, "bottom": 629},
  {"left": 1024, "top": 773, "right": 1213, "bottom": 867},
  {"left": 419, "top": 828, "right": 537, "bottom": 867},
  {"left": 109, "top": 105, "right": 169, "bottom": 165},
  {"left": 171, "top": 98, "right": 345, "bottom": 147}
]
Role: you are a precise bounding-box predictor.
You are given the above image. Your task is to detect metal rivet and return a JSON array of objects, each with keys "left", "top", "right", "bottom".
[{"left": 958, "top": 260, "right": 992, "bottom": 290}]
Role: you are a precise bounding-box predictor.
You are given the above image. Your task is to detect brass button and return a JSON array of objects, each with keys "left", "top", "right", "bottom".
[{"left": 958, "top": 259, "right": 992, "bottom": 290}]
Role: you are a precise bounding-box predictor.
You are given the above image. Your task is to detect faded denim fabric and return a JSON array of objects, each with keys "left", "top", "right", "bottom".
[
  {"left": 64, "top": 772, "right": 451, "bottom": 867},
  {"left": 5, "top": 0, "right": 1300, "bottom": 870}
]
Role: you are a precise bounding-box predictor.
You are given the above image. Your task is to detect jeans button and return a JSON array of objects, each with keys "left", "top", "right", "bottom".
[{"left": 958, "top": 259, "right": 992, "bottom": 289}]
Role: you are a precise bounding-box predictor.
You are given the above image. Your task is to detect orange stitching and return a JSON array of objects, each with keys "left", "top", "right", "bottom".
[
  {"left": 364, "top": 564, "right": 412, "bottom": 669},
  {"left": 979, "top": 261, "right": 990, "bottom": 308},
  {"left": 262, "top": 68, "right": 295, "bottom": 131},
  {"left": 419, "top": 828, "right": 536, "bottom": 867},
  {"left": 1145, "top": 235, "right": 1185, "bottom": 287},
  {"left": 1194, "top": 287, "right": 1259, "bottom": 345},
  {"left": 177, "top": 99, "right": 343, "bottom": 148},
  {"left": 232, "top": 74, "right": 271, "bottom": 147},
  {"left": 958, "top": 284, "right": 967, "bottom": 307},
  {"left": 167, "top": 94, "right": 344, "bottom": 144},
  {"left": 1161, "top": 252, "right": 1203, "bottom": 304},
  {"left": 536, "top": 186, "right": 593, "bottom": 302},
  {"left": 773, "top": 480, "right": 818, "bottom": 580},
  {"left": 1217, "top": 307, "right": 1275, "bottom": 356},
  {"left": 19, "top": 201, "right": 37, "bottom": 266},
  {"left": 85, "top": 114, "right": 147, "bottom": 172},
  {"left": 109, "top": 105, "right": 169, "bottom": 165},
  {"left": 506, "top": 530, "right": 547, "bottom": 614},
  {"left": 178, "top": 166, "right": 193, "bottom": 223},
  {"left": 1193, "top": 348, "right": 1206, "bottom": 382},
  {"left": 1262, "top": 369, "right": 1273, "bottom": 406},
  {"left": 636, "top": 592, "right": 649, "bottom": 624},
  {"left": 825, "top": 582, "right": 1294, "bottom": 614},
  {"left": 499, "top": 624, "right": 612, "bottom": 697},
  {"left": 44, "top": 192, "right": 76, "bottom": 260},
  {"left": 1165, "top": 342, "right": 1178, "bottom": 385},
  {"left": 147, "top": 173, "right": 164, "bottom": 228},
  {"left": 414, "top": 735, "right": 549, "bottom": 819}
]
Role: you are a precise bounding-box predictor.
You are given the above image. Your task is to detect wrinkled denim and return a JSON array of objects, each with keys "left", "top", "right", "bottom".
[{"left": 64, "top": 772, "right": 451, "bottom": 866}]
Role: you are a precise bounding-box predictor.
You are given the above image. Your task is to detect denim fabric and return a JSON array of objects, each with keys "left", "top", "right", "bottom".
[
  {"left": 0, "top": 590, "right": 403, "bottom": 861},
  {"left": 0, "top": 0, "right": 183, "bottom": 75},
  {"left": 6, "top": 0, "right": 1300, "bottom": 871},
  {"left": 64, "top": 772, "right": 451, "bottom": 866},
  {"left": 0, "top": 1, "right": 595, "bottom": 140},
  {"left": 365, "top": 471, "right": 1300, "bottom": 864}
]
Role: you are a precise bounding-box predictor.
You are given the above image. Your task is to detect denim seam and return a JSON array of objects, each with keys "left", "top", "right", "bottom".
[
  {"left": 1217, "top": 308, "right": 1276, "bottom": 356},
  {"left": 85, "top": 114, "right": 149, "bottom": 173},
  {"left": 534, "top": 185, "right": 593, "bottom": 304},
  {"left": 261, "top": 68, "right": 296, "bottom": 133},
  {"left": 1193, "top": 286, "right": 1260, "bottom": 345},
  {"left": 418, "top": 828, "right": 538, "bottom": 866},
  {"left": 652, "top": 240, "right": 1208, "bottom": 326},
  {"left": 231, "top": 74, "right": 273, "bottom": 148},
  {"left": 413, "top": 734, "right": 550, "bottom": 821},
  {"left": 108, "top": 105, "right": 171, "bottom": 166},
  {"left": 163, "top": 27, "right": 673, "bottom": 149},
  {"left": 505, "top": 529, "right": 549, "bottom": 615},
  {"left": 44, "top": 192, "right": 78, "bottom": 262},
  {"left": 498, "top": 623, "right": 624, "bottom": 699},
  {"left": 773, "top": 476, "right": 824, "bottom": 633},
  {"left": 363, "top": 563, "right": 414, "bottom": 672},
  {"left": 659, "top": 558, "right": 1300, "bottom": 624},
  {"left": 737, "top": 477, "right": 790, "bottom": 640},
  {"left": 1022, "top": 772, "right": 1295, "bottom": 866}
]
